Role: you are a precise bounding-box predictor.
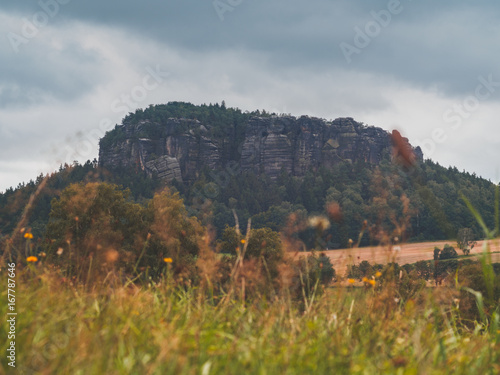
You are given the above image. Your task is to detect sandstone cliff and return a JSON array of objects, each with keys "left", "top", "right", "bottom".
[{"left": 99, "top": 114, "right": 423, "bottom": 183}]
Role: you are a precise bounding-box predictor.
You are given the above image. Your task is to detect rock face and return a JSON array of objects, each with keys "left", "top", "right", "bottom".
[{"left": 99, "top": 115, "right": 423, "bottom": 183}]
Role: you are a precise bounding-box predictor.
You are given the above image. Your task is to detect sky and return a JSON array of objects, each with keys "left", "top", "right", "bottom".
[{"left": 1, "top": 0, "right": 500, "bottom": 192}]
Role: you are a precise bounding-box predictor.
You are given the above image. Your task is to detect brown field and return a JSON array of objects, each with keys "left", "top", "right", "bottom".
[{"left": 293, "top": 239, "right": 500, "bottom": 274}]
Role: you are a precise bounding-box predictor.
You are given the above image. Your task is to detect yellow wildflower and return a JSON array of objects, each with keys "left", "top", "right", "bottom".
[
  {"left": 27, "top": 256, "right": 38, "bottom": 262},
  {"left": 347, "top": 278, "right": 355, "bottom": 284},
  {"left": 240, "top": 239, "right": 246, "bottom": 244},
  {"left": 24, "top": 232, "right": 33, "bottom": 239},
  {"left": 164, "top": 258, "right": 173, "bottom": 263},
  {"left": 362, "top": 277, "right": 369, "bottom": 283},
  {"left": 368, "top": 279, "right": 376, "bottom": 286},
  {"left": 375, "top": 271, "right": 382, "bottom": 278}
]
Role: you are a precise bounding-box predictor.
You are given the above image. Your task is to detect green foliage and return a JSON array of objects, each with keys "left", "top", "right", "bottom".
[
  {"left": 245, "top": 228, "right": 283, "bottom": 262},
  {"left": 219, "top": 225, "right": 284, "bottom": 292},
  {"left": 431, "top": 244, "right": 459, "bottom": 282},
  {"left": 219, "top": 225, "right": 240, "bottom": 255},
  {"left": 220, "top": 226, "right": 283, "bottom": 261},
  {"left": 398, "top": 269, "right": 427, "bottom": 302},
  {"left": 291, "top": 253, "right": 334, "bottom": 302},
  {"left": 346, "top": 264, "right": 362, "bottom": 280},
  {"left": 0, "top": 161, "right": 159, "bottom": 244},
  {"left": 414, "top": 260, "right": 432, "bottom": 280},
  {"left": 434, "top": 247, "right": 441, "bottom": 260},
  {"left": 439, "top": 244, "right": 458, "bottom": 260},
  {"left": 457, "top": 227, "right": 477, "bottom": 256},
  {"left": 456, "top": 262, "right": 500, "bottom": 325},
  {"left": 318, "top": 252, "right": 336, "bottom": 283},
  {"left": 358, "top": 260, "right": 372, "bottom": 277},
  {"left": 42, "top": 182, "right": 203, "bottom": 281},
  {"left": 100, "top": 102, "right": 268, "bottom": 160},
  {"left": 2, "top": 103, "right": 500, "bottom": 252},
  {"left": 44, "top": 182, "right": 146, "bottom": 277},
  {"left": 3, "top": 267, "right": 500, "bottom": 374}
]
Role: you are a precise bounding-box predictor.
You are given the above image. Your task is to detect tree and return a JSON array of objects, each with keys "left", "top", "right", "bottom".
[
  {"left": 358, "top": 260, "right": 372, "bottom": 277},
  {"left": 433, "top": 244, "right": 458, "bottom": 283},
  {"left": 433, "top": 247, "right": 440, "bottom": 260},
  {"left": 219, "top": 226, "right": 284, "bottom": 278},
  {"left": 414, "top": 260, "right": 431, "bottom": 280},
  {"left": 439, "top": 244, "right": 458, "bottom": 260},
  {"left": 457, "top": 228, "right": 476, "bottom": 256},
  {"left": 318, "top": 253, "right": 336, "bottom": 283},
  {"left": 44, "top": 183, "right": 203, "bottom": 281},
  {"left": 44, "top": 182, "right": 148, "bottom": 279}
]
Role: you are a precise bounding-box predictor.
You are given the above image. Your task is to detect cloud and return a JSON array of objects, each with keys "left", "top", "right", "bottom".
[
  {"left": 0, "top": 14, "right": 107, "bottom": 109},
  {"left": 1, "top": 1, "right": 500, "bottom": 191}
]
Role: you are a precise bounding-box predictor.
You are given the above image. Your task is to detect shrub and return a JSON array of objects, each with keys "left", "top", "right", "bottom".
[
  {"left": 414, "top": 260, "right": 432, "bottom": 280},
  {"left": 43, "top": 183, "right": 204, "bottom": 282},
  {"left": 290, "top": 253, "right": 333, "bottom": 301},
  {"left": 398, "top": 269, "right": 427, "bottom": 302},
  {"left": 456, "top": 262, "right": 500, "bottom": 324},
  {"left": 358, "top": 260, "right": 372, "bottom": 277},
  {"left": 457, "top": 227, "right": 476, "bottom": 256},
  {"left": 439, "top": 244, "right": 458, "bottom": 260},
  {"left": 318, "top": 252, "right": 336, "bottom": 283},
  {"left": 44, "top": 182, "right": 148, "bottom": 280},
  {"left": 346, "top": 264, "right": 362, "bottom": 280},
  {"left": 218, "top": 226, "right": 285, "bottom": 296}
]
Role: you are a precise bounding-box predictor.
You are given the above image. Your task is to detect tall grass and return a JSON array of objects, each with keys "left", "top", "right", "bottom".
[{"left": 0, "top": 266, "right": 499, "bottom": 374}]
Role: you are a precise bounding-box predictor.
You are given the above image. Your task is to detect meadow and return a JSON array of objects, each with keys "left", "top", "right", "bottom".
[{"left": 1, "top": 244, "right": 499, "bottom": 374}]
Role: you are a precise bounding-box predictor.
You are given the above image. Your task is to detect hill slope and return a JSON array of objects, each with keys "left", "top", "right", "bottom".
[{"left": 0, "top": 102, "right": 497, "bottom": 249}]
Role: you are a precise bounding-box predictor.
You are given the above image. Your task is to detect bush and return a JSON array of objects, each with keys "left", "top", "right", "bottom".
[
  {"left": 439, "top": 244, "right": 458, "bottom": 260},
  {"left": 492, "top": 262, "right": 500, "bottom": 275},
  {"left": 457, "top": 227, "right": 476, "bottom": 256},
  {"left": 290, "top": 253, "right": 334, "bottom": 301},
  {"left": 397, "top": 270, "right": 427, "bottom": 302},
  {"left": 414, "top": 260, "right": 432, "bottom": 280},
  {"left": 43, "top": 183, "right": 204, "bottom": 282},
  {"left": 358, "top": 260, "right": 372, "bottom": 277},
  {"left": 456, "top": 262, "right": 500, "bottom": 324},
  {"left": 218, "top": 226, "right": 285, "bottom": 295},
  {"left": 433, "top": 247, "right": 440, "bottom": 260},
  {"left": 318, "top": 252, "right": 336, "bottom": 284},
  {"left": 346, "top": 264, "right": 362, "bottom": 280}
]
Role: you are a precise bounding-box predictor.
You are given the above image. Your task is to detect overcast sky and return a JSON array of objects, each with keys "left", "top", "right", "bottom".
[{"left": 1, "top": 0, "right": 500, "bottom": 192}]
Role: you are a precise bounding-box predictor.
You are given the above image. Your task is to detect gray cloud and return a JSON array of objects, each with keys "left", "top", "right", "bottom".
[
  {"left": 3, "top": 1, "right": 500, "bottom": 99},
  {"left": 1, "top": 0, "right": 500, "bottom": 190}
]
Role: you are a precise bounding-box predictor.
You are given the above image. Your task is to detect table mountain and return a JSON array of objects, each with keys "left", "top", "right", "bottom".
[{"left": 98, "top": 103, "right": 423, "bottom": 183}]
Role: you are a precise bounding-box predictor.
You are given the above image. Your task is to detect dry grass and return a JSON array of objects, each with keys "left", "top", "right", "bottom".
[{"left": 0, "top": 264, "right": 499, "bottom": 375}]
